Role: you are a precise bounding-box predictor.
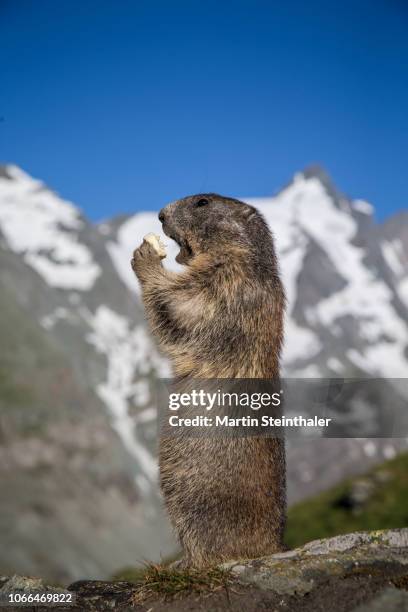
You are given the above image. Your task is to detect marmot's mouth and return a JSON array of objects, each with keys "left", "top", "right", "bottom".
[
  {"left": 173, "top": 236, "right": 193, "bottom": 265},
  {"left": 162, "top": 226, "right": 193, "bottom": 265}
]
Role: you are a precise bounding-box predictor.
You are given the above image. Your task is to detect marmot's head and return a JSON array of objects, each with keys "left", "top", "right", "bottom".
[{"left": 158, "top": 193, "right": 274, "bottom": 266}]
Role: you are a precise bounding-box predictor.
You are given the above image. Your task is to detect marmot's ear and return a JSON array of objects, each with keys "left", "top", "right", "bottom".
[{"left": 241, "top": 205, "right": 256, "bottom": 221}]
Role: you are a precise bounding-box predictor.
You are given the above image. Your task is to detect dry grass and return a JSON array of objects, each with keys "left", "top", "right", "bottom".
[{"left": 130, "top": 564, "right": 233, "bottom": 603}]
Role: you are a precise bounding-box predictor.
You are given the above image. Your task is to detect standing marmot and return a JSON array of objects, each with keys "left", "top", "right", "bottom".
[{"left": 131, "top": 193, "right": 286, "bottom": 567}]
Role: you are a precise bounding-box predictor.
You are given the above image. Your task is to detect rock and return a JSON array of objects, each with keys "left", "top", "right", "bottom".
[
  {"left": 0, "top": 575, "right": 46, "bottom": 592},
  {"left": 0, "top": 576, "right": 72, "bottom": 612},
  {"left": 351, "top": 587, "right": 408, "bottom": 612},
  {"left": 386, "top": 529, "right": 408, "bottom": 548},
  {"left": 1, "top": 529, "right": 407, "bottom": 611},
  {"left": 224, "top": 528, "right": 408, "bottom": 597}
]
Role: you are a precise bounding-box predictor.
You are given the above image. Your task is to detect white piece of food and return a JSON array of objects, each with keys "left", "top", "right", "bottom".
[{"left": 143, "top": 233, "right": 167, "bottom": 258}]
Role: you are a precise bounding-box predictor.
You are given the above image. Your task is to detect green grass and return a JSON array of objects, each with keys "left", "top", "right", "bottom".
[{"left": 285, "top": 451, "right": 408, "bottom": 548}]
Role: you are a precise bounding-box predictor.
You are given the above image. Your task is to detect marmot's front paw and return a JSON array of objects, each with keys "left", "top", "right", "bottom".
[
  {"left": 131, "top": 234, "right": 166, "bottom": 277},
  {"left": 143, "top": 233, "right": 167, "bottom": 258}
]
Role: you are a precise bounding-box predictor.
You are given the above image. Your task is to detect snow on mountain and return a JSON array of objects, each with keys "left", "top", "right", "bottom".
[
  {"left": 380, "top": 213, "right": 408, "bottom": 309},
  {"left": 0, "top": 165, "right": 100, "bottom": 290},
  {"left": 352, "top": 199, "right": 374, "bottom": 215},
  {"left": 85, "top": 304, "right": 170, "bottom": 485},
  {"left": 246, "top": 172, "right": 408, "bottom": 377}
]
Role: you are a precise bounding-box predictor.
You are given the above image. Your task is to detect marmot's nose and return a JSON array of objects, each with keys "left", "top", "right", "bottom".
[{"left": 158, "top": 209, "right": 166, "bottom": 223}]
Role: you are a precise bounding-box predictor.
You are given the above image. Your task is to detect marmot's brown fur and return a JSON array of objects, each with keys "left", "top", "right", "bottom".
[{"left": 131, "top": 193, "right": 286, "bottom": 567}]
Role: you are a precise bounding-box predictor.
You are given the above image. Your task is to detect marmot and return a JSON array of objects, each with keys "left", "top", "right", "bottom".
[{"left": 131, "top": 193, "right": 286, "bottom": 567}]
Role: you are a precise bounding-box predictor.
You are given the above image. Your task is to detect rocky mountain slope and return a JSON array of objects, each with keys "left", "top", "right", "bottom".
[
  {"left": 0, "top": 164, "right": 407, "bottom": 581},
  {"left": 0, "top": 166, "right": 174, "bottom": 582}
]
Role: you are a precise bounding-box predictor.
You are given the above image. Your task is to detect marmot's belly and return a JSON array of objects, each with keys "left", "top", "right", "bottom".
[{"left": 159, "top": 437, "right": 285, "bottom": 521}]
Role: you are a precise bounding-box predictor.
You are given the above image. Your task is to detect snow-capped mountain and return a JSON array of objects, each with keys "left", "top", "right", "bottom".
[
  {"left": 0, "top": 165, "right": 101, "bottom": 290},
  {"left": 0, "top": 164, "right": 407, "bottom": 581},
  {"left": 0, "top": 166, "right": 175, "bottom": 582}
]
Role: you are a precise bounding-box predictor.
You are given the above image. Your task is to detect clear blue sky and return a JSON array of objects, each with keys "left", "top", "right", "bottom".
[{"left": 1, "top": 0, "right": 407, "bottom": 221}]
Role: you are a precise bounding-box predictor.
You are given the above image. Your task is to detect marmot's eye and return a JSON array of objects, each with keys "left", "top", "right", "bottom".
[{"left": 195, "top": 198, "right": 209, "bottom": 207}]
